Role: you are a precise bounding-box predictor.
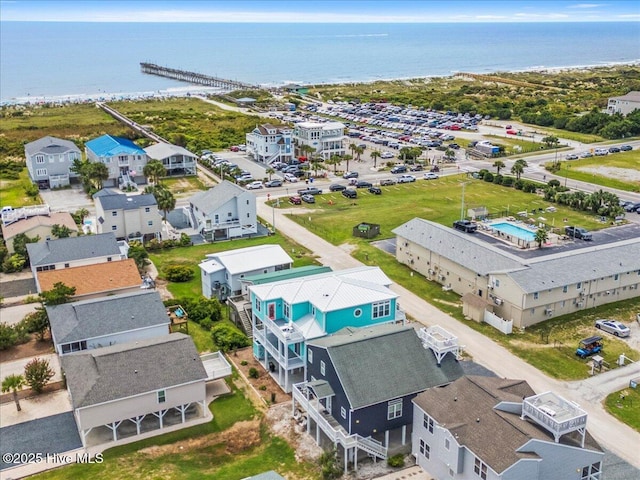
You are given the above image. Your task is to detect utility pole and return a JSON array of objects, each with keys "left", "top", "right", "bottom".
[{"left": 460, "top": 182, "right": 469, "bottom": 220}]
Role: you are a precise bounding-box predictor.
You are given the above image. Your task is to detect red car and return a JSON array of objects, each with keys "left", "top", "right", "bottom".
[
  {"left": 506, "top": 129, "right": 518, "bottom": 135},
  {"left": 289, "top": 196, "right": 302, "bottom": 205},
  {"left": 230, "top": 146, "right": 240, "bottom": 152},
  {"left": 450, "top": 124, "right": 461, "bottom": 130}
]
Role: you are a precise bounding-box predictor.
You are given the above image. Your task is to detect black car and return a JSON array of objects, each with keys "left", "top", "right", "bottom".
[
  {"left": 342, "top": 189, "right": 357, "bottom": 199},
  {"left": 608, "top": 146, "right": 621, "bottom": 153},
  {"left": 329, "top": 184, "right": 347, "bottom": 192},
  {"left": 390, "top": 165, "right": 407, "bottom": 174},
  {"left": 620, "top": 145, "right": 633, "bottom": 151},
  {"left": 453, "top": 220, "right": 477, "bottom": 233},
  {"left": 355, "top": 181, "right": 373, "bottom": 188},
  {"left": 368, "top": 186, "right": 382, "bottom": 195},
  {"left": 265, "top": 179, "right": 283, "bottom": 187},
  {"left": 343, "top": 171, "right": 359, "bottom": 179},
  {"left": 624, "top": 202, "right": 640, "bottom": 212}
]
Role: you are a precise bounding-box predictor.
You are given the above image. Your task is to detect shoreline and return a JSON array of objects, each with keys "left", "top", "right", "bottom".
[{"left": 2, "top": 60, "right": 638, "bottom": 107}]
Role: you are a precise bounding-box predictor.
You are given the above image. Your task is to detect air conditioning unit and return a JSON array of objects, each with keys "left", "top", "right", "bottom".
[
  {"left": 428, "top": 269, "right": 435, "bottom": 276},
  {"left": 494, "top": 298, "right": 504, "bottom": 306},
  {"left": 545, "top": 308, "right": 554, "bottom": 316},
  {"left": 605, "top": 290, "right": 611, "bottom": 295},
  {"left": 488, "top": 284, "right": 494, "bottom": 290},
  {"left": 576, "top": 302, "right": 584, "bottom": 307},
  {"left": 579, "top": 291, "right": 585, "bottom": 297},
  {"left": 438, "top": 274, "right": 446, "bottom": 281}
]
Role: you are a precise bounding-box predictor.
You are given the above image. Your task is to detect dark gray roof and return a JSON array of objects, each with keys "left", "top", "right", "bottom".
[
  {"left": 27, "top": 233, "right": 121, "bottom": 267},
  {"left": 92, "top": 188, "right": 120, "bottom": 198},
  {"left": 94, "top": 192, "right": 158, "bottom": 211},
  {"left": 24, "top": 136, "right": 80, "bottom": 156},
  {"left": 47, "top": 291, "right": 170, "bottom": 344},
  {"left": 508, "top": 239, "right": 640, "bottom": 293},
  {"left": 393, "top": 218, "right": 525, "bottom": 276},
  {"left": 413, "top": 376, "right": 603, "bottom": 474},
  {"left": 61, "top": 333, "right": 207, "bottom": 408},
  {"left": 189, "top": 181, "right": 246, "bottom": 216},
  {"left": 309, "top": 324, "right": 463, "bottom": 409}
]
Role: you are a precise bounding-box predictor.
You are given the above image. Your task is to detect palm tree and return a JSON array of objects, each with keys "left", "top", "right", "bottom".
[
  {"left": 2, "top": 374, "right": 25, "bottom": 411},
  {"left": 353, "top": 145, "right": 364, "bottom": 162},
  {"left": 153, "top": 187, "right": 176, "bottom": 222},
  {"left": 75, "top": 208, "right": 89, "bottom": 225},
  {"left": 87, "top": 162, "right": 109, "bottom": 190},
  {"left": 298, "top": 144, "right": 315, "bottom": 162},
  {"left": 370, "top": 150, "right": 381, "bottom": 168},
  {"left": 342, "top": 154, "right": 353, "bottom": 172},
  {"left": 265, "top": 167, "right": 275, "bottom": 180},
  {"left": 310, "top": 156, "right": 323, "bottom": 177},
  {"left": 493, "top": 160, "right": 505, "bottom": 174},
  {"left": 534, "top": 228, "right": 549, "bottom": 248},
  {"left": 327, "top": 154, "right": 342, "bottom": 174},
  {"left": 143, "top": 160, "right": 166, "bottom": 185},
  {"left": 510, "top": 159, "right": 528, "bottom": 180}
]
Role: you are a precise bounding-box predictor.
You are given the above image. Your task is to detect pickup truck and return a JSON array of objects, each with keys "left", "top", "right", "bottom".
[
  {"left": 296, "top": 187, "right": 323, "bottom": 196},
  {"left": 453, "top": 220, "right": 477, "bottom": 233},
  {"left": 565, "top": 226, "right": 592, "bottom": 240}
]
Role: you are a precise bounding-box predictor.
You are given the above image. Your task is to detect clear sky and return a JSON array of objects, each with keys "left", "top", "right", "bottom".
[{"left": 1, "top": 0, "right": 639, "bottom": 23}]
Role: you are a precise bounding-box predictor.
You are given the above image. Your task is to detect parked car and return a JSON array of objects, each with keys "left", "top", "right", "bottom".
[
  {"left": 624, "top": 202, "right": 640, "bottom": 212},
  {"left": 608, "top": 146, "right": 621, "bottom": 153},
  {"left": 301, "top": 194, "right": 315, "bottom": 204},
  {"left": 453, "top": 219, "right": 477, "bottom": 233},
  {"left": 297, "top": 187, "right": 323, "bottom": 195},
  {"left": 355, "top": 181, "right": 373, "bottom": 188},
  {"left": 423, "top": 172, "right": 439, "bottom": 180},
  {"left": 595, "top": 319, "right": 630, "bottom": 338},
  {"left": 579, "top": 151, "right": 593, "bottom": 158},
  {"left": 380, "top": 151, "right": 395, "bottom": 159},
  {"left": 380, "top": 178, "right": 396, "bottom": 186},
  {"left": 343, "top": 171, "right": 359, "bottom": 179},
  {"left": 284, "top": 173, "right": 298, "bottom": 182},
  {"left": 329, "top": 183, "right": 347, "bottom": 192},
  {"left": 564, "top": 226, "right": 592, "bottom": 240},
  {"left": 620, "top": 145, "right": 633, "bottom": 151},
  {"left": 264, "top": 179, "right": 283, "bottom": 187},
  {"left": 342, "top": 189, "right": 357, "bottom": 199},
  {"left": 397, "top": 174, "right": 416, "bottom": 183},
  {"left": 246, "top": 181, "right": 263, "bottom": 190},
  {"left": 575, "top": 336, "right": 603, "bottom": 359},
  {"left": 506, "top": 129, "right": 518, "bottom": 135},
  {"left": 594, "top": 148, "right": 609, "bottom": 156},
  {"left": 368, "top": 186, "right": 382, "bottom": 195},
  {"left": 409, "top": 164, "right": 423, "bottom": 172},
  {"left": 391, "top": 165, "right": 407, "bottom": 174},
  {"left": 565, "top": 153, "right": 579, "bottom": 160},
  {"left": 289, "top": 196, "right": 302, "bottom": 205}
]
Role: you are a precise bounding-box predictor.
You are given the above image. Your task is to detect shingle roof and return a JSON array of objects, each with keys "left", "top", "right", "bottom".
[
  {"left": 201, "top": 244, "right": 292, "bottom": 276},
  {"left": 413, "top": 376, "right": 602, "bottom": 474},
  {"left": 47, "top": 290, "right": 169, "bottom": 344},
  {"left": 37, "top": 258, "right": 141, "bottom": 296},
  {"left": 1, "top": 212, "right": 78, "bottom": 240},
  {"left": 24, "top": 136, "right": 80, "bottom": 156},
  {"left": 144, "top": 142, "right": 197, "bottom": 160},
  {"left": 189, "top": 180, "right": 247, "bottom": 216},
  {"left": 310, "top": 324, "right": 463, "bottom": 409},
  {"left": 609, "top": 91, "right": 640, "bottom": 102},
  {"left": 94, "top": 192, "right": 157, "bottom": 211},
  {"left": 60, "top": 333, "right": 207, "bottom": 408},
  {"left": 27, "top": 233, "right": 121, "bottom": 267},
  {"left": 393, "top": 218, "right": 525, "bottom": 276},
  {"left": 85, "top": 135, "right": 145, "bottom": 157}
]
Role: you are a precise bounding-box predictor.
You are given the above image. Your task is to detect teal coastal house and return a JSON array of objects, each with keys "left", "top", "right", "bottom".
[
  {"left": 85, "top": 134, "right": 148, "bottom": 188},
  {"left": 249, "top": 266, "right": 405, "bottom": 392}
]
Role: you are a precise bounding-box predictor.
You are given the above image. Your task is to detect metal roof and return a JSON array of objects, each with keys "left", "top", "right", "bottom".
[
  {"left": 60, "top": 333, "right": 207, "bottom": 408},
  {"left": 202, "top": 244, "right": 292, "bottom": 276},
  {"left": 310, "top": 324, "right": 463, "bottom": 409},
  {"left": 144, "top": 142, "right": 197, "bottom": 160},
  {"left": 189, "top": 180, "right": 247, "bottom": 216},
  {"left": 242, "top": 266, "right": 332, "bottom": 285},
  {"left": 27, "top": 233, "right": 121, "bottom": 266},
  {"left": 85, "top": 135, "right": 145, "bottom": 157},
  {"left": 94, "top": 192, "right": 158, "bottom": 211},
  {"left": 47, "top": 290, "right": 170, "bottom": 344}
]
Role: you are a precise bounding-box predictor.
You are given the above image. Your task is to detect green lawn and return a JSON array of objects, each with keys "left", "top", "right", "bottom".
[
  {"left": 551, "top": 151, "right": 640, "bottom": 193},
  {"left": 0, "top": 168, "right": 42, "bottom": 207},
  {"left": 281, "top": 174, "right": 606, "bottom": 246},
  {"left": 605, "top": 386, "right": 640, "bottom": 433},
  {"left": 533, "top": 126, "right": 604, "bottom": 144}
]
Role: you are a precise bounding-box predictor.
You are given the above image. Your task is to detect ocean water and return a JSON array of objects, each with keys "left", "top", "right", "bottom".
[{"left": 1, "top": 21, "right": 639, "bottom": 103}]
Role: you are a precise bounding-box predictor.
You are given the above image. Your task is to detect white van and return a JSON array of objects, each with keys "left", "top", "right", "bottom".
[{"left": 594, "top": 148, "right": 609, "bottom": 156}]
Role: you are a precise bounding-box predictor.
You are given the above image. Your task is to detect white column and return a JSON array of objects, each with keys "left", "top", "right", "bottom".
[
  {"left": 344, "top": 446, "right": 348, "bottom": 474},
  {"left": 385, "top": 430, "right": 389, "bottom": 448},
  {"left": 402, "top": 424, "right": 407, "bottom": 445},
  {"left": 354, "top": 446, "right": 358, "bottom": 471}
]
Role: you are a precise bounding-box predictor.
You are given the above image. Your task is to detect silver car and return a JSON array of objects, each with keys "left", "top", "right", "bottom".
[{"left": 595, "top": 319, "right": 630, "bottom": 337}]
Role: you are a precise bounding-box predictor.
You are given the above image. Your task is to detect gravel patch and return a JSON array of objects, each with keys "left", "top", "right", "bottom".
[{"left": 578, "top": 166, "right": 640, "bottom": 182}]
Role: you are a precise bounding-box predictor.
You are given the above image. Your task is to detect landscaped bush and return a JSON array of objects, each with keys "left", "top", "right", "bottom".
[
  {"left": 211, "top": 323, "right": 250, "bottom": 352},
  {"left": 199, "top": 318, "right": 213, "bottom": 331},
  {"left": 2, "top": 253, "right": 26, "bottom": 273},
  {"left": 24, "top": 357, "right": 54, "bottom": 394},
  {"left": 164, "top": 264, "right": 195, "bottom": 282},
  {"left": 387, "top": 454, "right": 405, "bottom": 468},
  {"left": 0, "top": 323, "right": 18, "bottom": 350},
  {"left": 477, "top": 169, "right": 488, "bottom": 179},
  {"left": 483, "top": 172, "right": 494, "bottom": 183},
  {"left": 493, "top": 174, "right": 503, "bottom": 185},
  {"left": 248, "top": 367, "right": 259, "bottom": 379},
  {"left": 502, "top": 176, "right": 514, "bottom": 187}
]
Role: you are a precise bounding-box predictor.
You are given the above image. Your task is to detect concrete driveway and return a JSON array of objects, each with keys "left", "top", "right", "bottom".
[
  {"left": 0, "top": 303, "right": 39, "bottom": 326},
  {"left": 1, "top": 353, "right": 62, "bottom": 386},
  {"left": 38, "top": 184, "right": 93, "bottom": 212}
]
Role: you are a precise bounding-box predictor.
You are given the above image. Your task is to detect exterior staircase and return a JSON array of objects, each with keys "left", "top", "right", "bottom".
[{"left": 238, "top": 305, "right": 253, "bottom": 339}]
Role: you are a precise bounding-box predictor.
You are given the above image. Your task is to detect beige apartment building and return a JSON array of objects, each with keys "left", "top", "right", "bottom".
[{"left": 393, "top": 219, "right": 640, "bottom": 328}]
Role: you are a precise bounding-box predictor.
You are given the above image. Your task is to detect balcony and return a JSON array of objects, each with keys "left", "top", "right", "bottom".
[{"left": 253, "top": 319, "right": 305, "bottom": 370}]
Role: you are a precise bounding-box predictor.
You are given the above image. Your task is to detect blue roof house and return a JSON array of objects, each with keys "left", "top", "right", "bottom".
[
  {"left": 85, "top": 135, "right": 148, "bottom": 188},
  {"left": 249, "top": 266, "right": 406, "bottom": 393}
]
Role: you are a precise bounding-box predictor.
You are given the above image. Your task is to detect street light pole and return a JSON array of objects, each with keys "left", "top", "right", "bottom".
[{"left": 564, "top": 164, "right": 569, "bottom": 188}]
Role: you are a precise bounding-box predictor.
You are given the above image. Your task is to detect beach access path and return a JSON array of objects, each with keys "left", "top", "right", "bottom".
[{"left": 255, "top": 197, "right": 640, "bottom": 469}]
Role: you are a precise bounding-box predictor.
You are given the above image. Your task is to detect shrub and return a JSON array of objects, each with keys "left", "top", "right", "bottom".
[
  {"left": 502, "top": 176, "right": 514, "bottom": 187},
  {"left": 24, "top": 357, "right": 54, "bottom": 394},
  {"left": 179, "top": 233, "right": 192, "bottom": 247},
  {"left": 164, "top": 265, "right": 194, "bottom": 282},
  {"left": 522, "top": 182, "right": 538, "bottom": 193},
  {"left": 24, "top": 182, "right": 40, "bottom": 199},
  {"left": 199, "top": 318, "right": 213, "bottom": 331},
  {"left": 211, "top": 323, "right": 250, "bottom": 352},
  {"left": 483, "top": 172, "right": 494, "bottom": 183},
  {"left": 387, "top": 454, "right": 405, "bottom": 468},
  {"left": 514, "top": 179, "right": 524, "bottom": 190},
  {"left": 0, "top": 323, "right": 18, "bottom": 350},
  {"left": 2, "top": 253, "right": 26, "bottom": 273},
  {"left": 240, "top": 360, "right": 248, "bottom": 366},
  {"left": 248, "top": 367, "right": 260, "bottom": 379},
  {"left": 548, "top": 179, "right": 561, "bottom": 188},
  {"left": 477, "top": 169, "right": 489, "bottom": 179},
  {"left": 493, "top": 174, "right": 503, "bottom": 185}
]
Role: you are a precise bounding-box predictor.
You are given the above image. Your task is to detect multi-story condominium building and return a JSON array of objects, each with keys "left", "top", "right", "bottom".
[
  {"left": 85, "top": 134, "right": 148, "bottom": 188},
  {"left": 393, "top": 218, "right": 640, "bottom": 328},
  {"left": 93, "top": 189, "right": 161, "bottom": 242},
  {"left": 246, "top": 124, "right": 294, "bottom": 164},
  {"left": 249, "top": 266, "right": 406, "bottom": 393},
  {"left": 24, "top": 136, "right": 81, "bottom": 188},
  {"left": 293, "top": 121, "right": 345, "bottom": 160},
  {"left": 144, "top": 142, "right": 197, "bottom": 177},
  {"left": 606, "top": 91, "right": 640, "bottom": 116}
]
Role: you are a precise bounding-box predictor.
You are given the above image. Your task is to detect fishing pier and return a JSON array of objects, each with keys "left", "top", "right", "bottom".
[{"left": 140, "top": 63, "right": 258, "bottom": 91}]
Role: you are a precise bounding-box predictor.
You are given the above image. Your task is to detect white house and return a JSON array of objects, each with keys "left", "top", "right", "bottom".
[
  {"left": 24, "top": 136, "right": 81, "bottom": 189},
  {"left": 144, "top": 142, "right": 197, "bottom": 177},
  {"left": 412, "top": 376, "right": 604, "bottom": 480},
  {"left": 93, "top": 189, "right": 162, "bottom": 242},
  {"left": 187, "top": 181, "right": 257, "bottom": 241},
  {"left": 47, "top": 290, "right": 170, "bottom": 355},
  {"left": 199, "top": 244, "right": 293, "bottom": 300},
  {"left": 85, "top": 134, "right": 148, "bottom": 188},
  {"left": 293, "top": 121, "right": 345, "bottom": 160},
  {"left": 606, "top": 91, "right": 640, "bottom": 116},
  {"left": 246, "top": 123, "right": 294, "bottom": 164}
]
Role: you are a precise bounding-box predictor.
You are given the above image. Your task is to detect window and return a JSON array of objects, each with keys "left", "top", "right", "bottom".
[
  {"left": 112, "top": 211, "right": 117, "bottom": 216},
  {"left": 254, "top": 298, "right": 262, "bottom": 312},
  {"left": 341, "top": 407, "right": 346, "bottom": 419},
  {"left": 145, "top": 207, "right": 150, "bottom": 213},
  {"left": 60, "top": 340, "right": 87, "bottom": 354},
  {"left": 387, "top": 398, "right": 402, "bottom": 420},
  {"left": 354, "top": 308, "right": 362, "bottom": 318},
  {"left": 533, "top": 292, "right": 539, "bottom": 300},
  {"left": 107, "top": 257, "right": 112, "bottom": 262},
  {"left": 111, "top": 225, "right": 117, "bottom": 231},
  {"left": 563, "top": 285, "right": 568, "bottom": 293},
  {"left": 320, "top": 360, "right": 326, "bottom": 376},
  {"left": 228, "top": 212, "right": 232, "bottom": 217},
  {"left": 614, "top": 274, "right": 619, "bottom": 281},
  {"left": 35, "top": 155, "right": 45, "bottom": 164},
  {"left": 283, "top": 302, "right": 290, "bottom": 318},
  {"left": 581, "top": 462, "right": 601, "bottom": 479},
  {"left": 577, "top": 282, "right": 582, "bottom": 289},
  {"left": 495, "top": 279, "right": 500, "bottom": 287},
  {"left": 444, "top": 438, "right": 450, "bottom": 450},
  {"left": 64, "top": 263, "right": 70, "bottom": 268},
  {"left": 372, "top": 300, "right": 391, "bottom": 319},
  {"left": 36, "top": 168, "right": 47, "bottom": 176},
  {"left": 246, "top": 200, "right": 250, "bottom": 205},
  {"left": 157, "top": 390, "right": 166, "bottom": 403},
  {"left": 474, "top": 457, "right": 488, "bottom": 480},
  {"left": 247, "top": 213, "right": 250, "bottom": 218},
  {"left": 419, "top": 439, "right": 430, "bottom": 459},
  {"left": 147, "top": 221, "right": 153, "bottom": 226},
  {"left": 307, "top": 348, "right": 313, "bottom": 364},
  {"left": 423, "top": 414, "right": 434, "bottom": 433},
  {"left": 48, "top": 155, "right": 54, "bottom": 163}
]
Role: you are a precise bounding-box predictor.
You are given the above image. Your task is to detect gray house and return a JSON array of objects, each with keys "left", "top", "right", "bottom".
[
  {"left": 412, "top": 376, "right": 604, "bottom": 480},
  {"left": 144, "top": 142, "right": 197, "bottom": 177},
  {"left": 47, "top": 290, "right": 170, "bottom": 355},
  {"left": 93, "top": 189, "right": 162, "bottom": 242},
  {"left": 293, "top": 324, "right": 463, "bottom": 473},
  {"left": 61, "top": 333, "right": 209, "bottom": 447},
  {"left": 24, "top": 136, "right": 81, "bottom": 188}
]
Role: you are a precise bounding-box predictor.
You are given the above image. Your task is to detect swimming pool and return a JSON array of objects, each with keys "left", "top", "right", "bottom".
[{"left": 490, "top": 222, "right": 537, "bottom": 242}]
